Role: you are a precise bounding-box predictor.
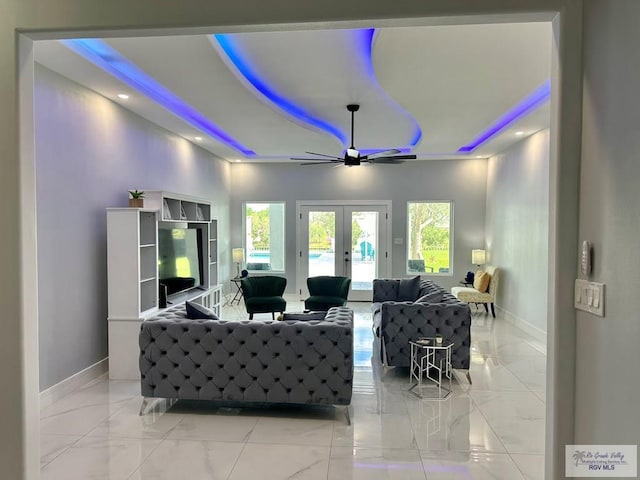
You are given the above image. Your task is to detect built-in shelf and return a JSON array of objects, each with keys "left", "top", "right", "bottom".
[{"left": 107, "top": 193, "right": 222, "bottom": 380}]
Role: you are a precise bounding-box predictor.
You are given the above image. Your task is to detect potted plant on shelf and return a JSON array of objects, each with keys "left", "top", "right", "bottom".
[{"left": 128, "top": 190, "right": 145, "bottom": 208}]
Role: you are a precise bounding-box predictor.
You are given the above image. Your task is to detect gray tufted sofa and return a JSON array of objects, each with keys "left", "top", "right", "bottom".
[
  {"left": 139, "top": 306, "right": 354, "bottom": 420},
  {"left": 372, "top": 279, "right": 471, "bottom": 372}
]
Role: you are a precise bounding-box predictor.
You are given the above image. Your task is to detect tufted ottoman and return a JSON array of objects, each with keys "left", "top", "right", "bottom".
[{"left": 139, "top": 306, "right": 354, "bottom": 422}]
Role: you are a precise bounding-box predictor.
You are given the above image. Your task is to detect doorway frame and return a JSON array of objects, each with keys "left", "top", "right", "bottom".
[
  {"left": 11, "top": 5, "right": 582, "bottom": 478},
  {"left": 296, "top": 200, "right": 392, "bottom": 299}
]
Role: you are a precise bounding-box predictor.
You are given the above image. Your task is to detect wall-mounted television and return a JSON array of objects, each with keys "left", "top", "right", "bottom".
[{"left": 158, "top": 227, "right": 204, "bottom": 296}]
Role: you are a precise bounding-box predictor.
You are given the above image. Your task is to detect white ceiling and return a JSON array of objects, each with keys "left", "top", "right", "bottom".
[{"left": 34, "top": 22, "right": 551, "bottom": 163}]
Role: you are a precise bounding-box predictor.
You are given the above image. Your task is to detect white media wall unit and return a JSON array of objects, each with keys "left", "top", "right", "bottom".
[{"left": 107, "top": 191, "right": 222, "bottom": 380}]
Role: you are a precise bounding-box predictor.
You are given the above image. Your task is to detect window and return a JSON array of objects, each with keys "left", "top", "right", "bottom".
[
  {"left": 407, "top": 202, "right": 452, "bottom": 274},
  {"left": 243, "top": 202, "right": 285, "bottom": 272}
]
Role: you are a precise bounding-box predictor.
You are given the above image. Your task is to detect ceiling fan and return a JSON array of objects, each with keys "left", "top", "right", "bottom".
[{"left": 291, "top": 104, "right": 417, "bottom": 166}]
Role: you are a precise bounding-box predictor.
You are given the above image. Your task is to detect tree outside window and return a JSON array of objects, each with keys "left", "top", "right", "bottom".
[
  {"left": 244, "top": 202, "right": 285, "bottom": 271},
  {"left": 407, "top": 202, "right": 452, "bottom": 274}
]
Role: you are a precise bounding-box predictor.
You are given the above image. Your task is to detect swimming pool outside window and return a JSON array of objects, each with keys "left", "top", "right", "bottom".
[{"left": 243, "top": 202, "right": 285, "bottom": 272}]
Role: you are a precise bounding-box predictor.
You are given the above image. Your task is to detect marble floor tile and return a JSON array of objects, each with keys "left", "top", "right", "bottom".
[
  {"left": 464, "top": 358, "right": 530, "bottom": 392},
  {"left": 228, "top": 443, "right": 330, "bottom": 480},
  {"left": 481, "top": 416, "right": 546, "bottom": 455},
  {"left": 511, "top": 453, "right": 545, "bottom": 480},
  {"left": 420, "top": 451, "right": 527, "bottom": 480},
  {"left": 499, "top": 355, "right": 547, "bottom": 392},
  {"left": 165, "top": 412, "right": 260, "bottom": 442},
  {"left": 40, "top": 399, "right": 130, "bottom": 436},
  {"left": 40, "top": 434, "right": 81, "bottom": 467},
  {"left": 468, "top": 391, "right": 546, "bottom": 420},
  {"left": 248, "top": 416, "right": 335, "bottom": 446},
  {"left": 495, "top": 340, "right": 546, "bottom": 358},
  {"left": 40, "top": 436, "right": 161, "bottom": 480},
  {"left": 40, "top": 300, "right": 549, "bottom": 477},
  {"left": 328, "top": 447, "right": 427, "bottom": 480},
  {"left": 333, "top": 412, "right": 418, "bottom": 449},
  {"left": 86, "top": 398, "right": 184, "bottom": 439},
  {"left": 405, "top": 393, "right": 506, "bottom": 453},
  {"left": 129, "top": 439, "right": 244, "bottom": 480}
]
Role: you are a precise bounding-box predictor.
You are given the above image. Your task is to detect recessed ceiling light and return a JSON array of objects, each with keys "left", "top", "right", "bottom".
[
  {"left": 117, "top": 93, "right": 129, "bottom": 99},
  {"left": 515, "top": 131, "right": 525, "bottom": 136},
  {"left": 476, "top": 155, "right": 483, "bottom": 158},
  {"left": 194, "top": 136, "right": 203, "bottom": 142}
]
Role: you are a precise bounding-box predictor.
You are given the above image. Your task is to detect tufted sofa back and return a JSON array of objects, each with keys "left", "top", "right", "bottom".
[{"left": 139, "top": 306, "right": 354, "bottom": 406}]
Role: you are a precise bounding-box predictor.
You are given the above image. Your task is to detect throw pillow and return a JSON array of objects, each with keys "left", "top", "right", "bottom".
[
  {"left": 473, "top": 271, "right": 491, "bottom": 293},
  {"left": 185, "top": 300, "right": 219, "bottom": 320},
  {"left": 282, "top": 311, "right": 327, "bottom": 321},
  {"left": 398, "top": 276, "right": 421, "bottom": 301},
  {"left": 414, "top": 291, "right": 443, "bottom": 304}
]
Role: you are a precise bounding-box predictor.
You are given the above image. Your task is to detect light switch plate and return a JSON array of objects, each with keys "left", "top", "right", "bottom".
[{"left": 575, "top": 279, "right": 605, "bottom": 316}]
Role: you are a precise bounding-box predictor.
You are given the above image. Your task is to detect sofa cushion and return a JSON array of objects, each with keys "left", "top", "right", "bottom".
[
  {"left": 282, "top": 311, "right": 327, "bottom": 321},
  {"left": 473, "top": 271, "right": 491, "bottom": 293},
  {"left": 398, "top": 276, "right": 421, "bottom": 301},
  {"left": 415, "top": 291, "right": 443, "bottom": 304},
  {"left": 185, "top": 301, "right": 219, "bottom": 320}
]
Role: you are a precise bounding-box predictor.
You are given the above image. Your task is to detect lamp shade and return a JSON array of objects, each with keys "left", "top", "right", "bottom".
[
  {"left": 472, "top": 249, "right": 486, "bottom": 266},
  {"left": 232, "top": 248, "right": 245, "bottom": 263}
]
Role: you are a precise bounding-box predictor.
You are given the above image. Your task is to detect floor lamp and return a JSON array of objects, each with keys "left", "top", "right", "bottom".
[{"left": 232, "top": 248, "right": 244, "bottom": 278}]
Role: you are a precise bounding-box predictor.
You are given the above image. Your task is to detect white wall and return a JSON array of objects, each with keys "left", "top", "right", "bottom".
[
  {"left": 486, "top": 129, "right": 549, "bottom": 334},
  {"left": 35, "top": 65, "right": 232, "bottom": 390},
  {"left": 576, "top": 0, "right": 640, "bottom": 448},
  {"left": 230, "top": 159, "right": 487, "bottom": 293}
]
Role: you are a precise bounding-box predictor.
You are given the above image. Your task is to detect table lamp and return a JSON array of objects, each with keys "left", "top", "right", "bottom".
[
  {"left": 472, "top": 249, "right": 486, "bottom": 268},
  {"left": 232, "top": 248, "right": 244, "bottom": 278}
]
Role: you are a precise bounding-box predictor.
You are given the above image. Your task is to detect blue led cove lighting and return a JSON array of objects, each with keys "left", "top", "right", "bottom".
[
  {"left": 214, "top": 33, "right": 348, "bottom": 145},
  {"left": 457, "top": 80, "right": 551, "bottom": 153},
  {"left": 214, "top": 29, "right": 423, "bottom": 151},
  {"left": 62, "top": 38, "right": 255, "bottom": 156}
]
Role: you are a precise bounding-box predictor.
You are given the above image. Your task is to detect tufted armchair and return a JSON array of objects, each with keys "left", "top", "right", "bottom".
[
  {"left": 304, "top": 276, "right": 351, "bottom": 311},
  {"left": 240, "top": 276, "right": 287, "bottom": 319}
]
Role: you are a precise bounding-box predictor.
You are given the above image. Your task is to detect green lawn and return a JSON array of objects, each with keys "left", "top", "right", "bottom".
[{"left": 422, "top": 249, "right": 450, "bottom": 273}]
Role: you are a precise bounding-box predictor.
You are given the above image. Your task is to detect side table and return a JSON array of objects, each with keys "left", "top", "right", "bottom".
[
  {"left": 408, "top": 338, "right": 453, "bottom": 399},
  {"left": 229, "top": 277, "right": 243, "bottom": 305}
]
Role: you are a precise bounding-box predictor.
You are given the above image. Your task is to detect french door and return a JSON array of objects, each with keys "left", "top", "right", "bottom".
[{"left": 297, "top": 203, "right": 390, "bottom": 301}]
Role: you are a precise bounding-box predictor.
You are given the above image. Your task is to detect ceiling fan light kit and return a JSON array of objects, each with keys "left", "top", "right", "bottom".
[{"left": 291, "top": 104, "right": 417, "bottom": 166}]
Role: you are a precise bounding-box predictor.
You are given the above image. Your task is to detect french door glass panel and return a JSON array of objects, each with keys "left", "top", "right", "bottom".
[{"left": 299, "top": 204, "right": 387, "bottom": 301}]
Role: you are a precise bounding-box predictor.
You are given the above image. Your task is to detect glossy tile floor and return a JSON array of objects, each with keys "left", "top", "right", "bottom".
[{"left": 41, "top": 297, "right": 547, "bottom": 479}]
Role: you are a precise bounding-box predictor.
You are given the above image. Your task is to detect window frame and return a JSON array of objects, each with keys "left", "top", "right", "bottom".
[
  {"left": 405, "top": 200, "right": 454, "bottom": 276},
  {"left": 242, "top": 201, "right": 286, "bottom": 274}
]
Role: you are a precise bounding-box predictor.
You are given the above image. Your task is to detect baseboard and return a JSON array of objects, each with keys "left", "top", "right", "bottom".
[
  {"left": 39, "top": 357, "right": 109, "bottom": 409},
  {"left": 497, "top": 306, "right": 547, "bottom": 343}
]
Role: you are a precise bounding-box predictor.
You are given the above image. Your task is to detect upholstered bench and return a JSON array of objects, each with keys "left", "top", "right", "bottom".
[{"left": 139, "top": 306, "right": 354, "bottom": 422}]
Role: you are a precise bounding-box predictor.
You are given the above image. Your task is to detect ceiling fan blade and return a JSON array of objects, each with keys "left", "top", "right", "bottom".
[
  {"left": 370, "top": 155, "right": 417, "bottom": 163},
  {"left": 364, "top": 148, "right": 401, "bottom": 159},
  {"left": 300, "top": 161, "right": 341, "bottom": 166},
  {"left": 304, "top": 151, "right": 343, "bottom": 160}
]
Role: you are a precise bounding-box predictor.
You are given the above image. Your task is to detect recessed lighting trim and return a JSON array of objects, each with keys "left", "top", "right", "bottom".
[
  {"left": 117, "top": 93, "right": 129, "bottom": 99},
  {"left": 457, "top": 79, "right": 550, "bottom": 153},
  {"left": 62, "top": 38, "right": 255, "bottom": 157},
  {"left": 194, "top": 136, "right": 203, "bottom": 141},
  {"left": 515, "top": 131, "right": 525, "bottom": 136}
]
